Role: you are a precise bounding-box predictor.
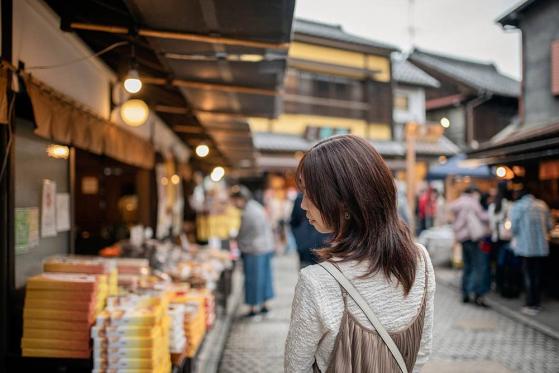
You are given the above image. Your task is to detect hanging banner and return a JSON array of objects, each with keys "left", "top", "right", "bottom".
[
  {"left": 56, "top": 193, "right": 71, "bottom": 232},
  {"left": 41, "top": 179, "right": 57, "bottom": 237}
]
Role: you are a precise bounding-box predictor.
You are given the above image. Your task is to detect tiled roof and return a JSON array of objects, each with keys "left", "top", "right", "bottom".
[
  {"left": 253, "top": 132, "right": 314, "bottom": 152},
  {"left": 293, "top": 19, "right": 399, "bottom": 51},
  {"left": 410, "top": 48, "right": 520, "bottom": 97},
  {"left": 253, "top": 132, "right": 460, "bottom": 157},
  {"left": 497, "top": 0, "right": 537, "bottom": 28},
  {"left": 392, "top": 57, "right": 440, "bottom": 88}
]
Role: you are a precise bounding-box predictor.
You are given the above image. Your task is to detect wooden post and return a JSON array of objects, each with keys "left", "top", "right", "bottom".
[{"left": 406, "top": 122, "right": 417, "bottom": 235}]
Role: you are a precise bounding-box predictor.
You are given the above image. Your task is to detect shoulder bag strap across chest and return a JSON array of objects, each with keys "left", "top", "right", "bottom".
[{"left": 319, "top": 261, "right": 409, "bottom": 373}]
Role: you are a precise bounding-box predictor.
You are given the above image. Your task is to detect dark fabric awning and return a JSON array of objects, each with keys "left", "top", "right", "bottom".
[{"left": 25, "top": 73, "right": 155, "bottom": 169}]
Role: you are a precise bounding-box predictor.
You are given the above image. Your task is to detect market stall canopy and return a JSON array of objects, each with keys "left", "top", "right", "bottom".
[
  {"left": 468, "top": 120, "right": 559, "bottom": 164},
  {"left": 427, "top": 153, "right": 492, "bottom": 180},
  {"left": 45, "top": 0, "right": 295, "bottom": 171}
]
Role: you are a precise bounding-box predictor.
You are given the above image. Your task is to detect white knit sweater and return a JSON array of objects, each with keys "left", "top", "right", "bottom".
[{"left": 285, "top": 245, "right": 436, "bottom": 373}]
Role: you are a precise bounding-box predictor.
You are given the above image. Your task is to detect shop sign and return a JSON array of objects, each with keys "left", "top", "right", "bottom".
[{"left": 82, "top": 176, "right": 99, "bottom": 195}]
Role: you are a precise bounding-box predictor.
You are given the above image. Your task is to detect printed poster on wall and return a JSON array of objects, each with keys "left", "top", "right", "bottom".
[
  {"left": 56, "top": 193, "right": 71, "bottom": 232},
  {"left": 41, "top": 179, "right": 57, "bottom": 237},
  {"left": 15, "top": 207, "right": 39, "bottom": 255}
]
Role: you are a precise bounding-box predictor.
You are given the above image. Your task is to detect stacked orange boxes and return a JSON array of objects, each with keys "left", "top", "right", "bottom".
[
  {"left": 91, "top": 293, "right": 171, "bottom": 373},
  {"left": 21, "top": 273, "right": 101, "bottom": 358}
]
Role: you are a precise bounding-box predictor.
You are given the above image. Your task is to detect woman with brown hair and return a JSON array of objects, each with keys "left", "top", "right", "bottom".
[{"left": 285, "top": 135, "right": 435, "bottom": 373}]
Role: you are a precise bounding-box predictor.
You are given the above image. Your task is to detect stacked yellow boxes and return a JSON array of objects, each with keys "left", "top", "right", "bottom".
[
  {"left": 91, "top": 293, "right": 171, "bottom": 373},
  {"left": 43, "top": 256, "right": 118, "bottom": 312},
  {"left": 188, "top": 289, "right": 215, "bottom": 329},
  {"left": 168, "top": 304, "right": 187, "bottom": 354},
  {"left": 169, "top": 287, "right": 207, "bottom": 358},
  {"left": 21, "top": 273, "right": 100, "bottom": 358},
  {"left": 183, "top": 300, "right": 206, "bottom": 358}
]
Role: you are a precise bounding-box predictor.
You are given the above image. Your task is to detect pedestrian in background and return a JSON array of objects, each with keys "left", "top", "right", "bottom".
[
  {"left": 231, "top": 185, "right": 275, "bottom": 318},
  {"left": 489, "top": 182, "right": 522, "bottom": 297},
  {"left": 449, "top": 186, "right": 490, "bottom": 307},
  {"left": 289, "top": 192, "right": 330, "bottom": 268},
  {"left": 285, "top": 135, "right": 435, "bottom": 373},
  {"left": 395, "top": 179, "right": 412, "bottom": 226},
  {"left": 433, "top": 188, "right": 447, "bottom": 227},
  {"left": 510, "top": 184, "right": 553, "bottom": 316},
  {"left": 418, "top": 186, "right": 436, "bottom": 233}
]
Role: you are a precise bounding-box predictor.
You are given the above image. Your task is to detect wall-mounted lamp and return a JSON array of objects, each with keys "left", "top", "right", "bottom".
[{"left": 47, "top": 145, "right": 70, "bottom": 159}]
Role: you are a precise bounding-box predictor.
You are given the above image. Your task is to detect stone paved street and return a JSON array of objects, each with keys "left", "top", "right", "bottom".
[{"left": 219, "top": 254, "right": 559, "bottom": 373}]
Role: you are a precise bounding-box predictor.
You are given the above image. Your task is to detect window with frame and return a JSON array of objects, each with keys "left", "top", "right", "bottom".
[
  {"left": 304, "top": 126, "right": 351, "bottom": 142},
  {"left": 394, "top": 93, "right": 409, "bottom": 111}
]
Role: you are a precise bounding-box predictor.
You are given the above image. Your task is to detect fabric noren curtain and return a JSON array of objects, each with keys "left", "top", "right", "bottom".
[{"left": 24, "top": 73, "right": 154, "bottom": 169}]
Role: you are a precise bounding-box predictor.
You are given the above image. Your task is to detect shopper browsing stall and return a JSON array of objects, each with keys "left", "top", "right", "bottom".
[
  {"left": 230, "top": 185, "right": 275, "bottom": 318},
  {"left": 510, "top": 183, "right": 554, "bottom": 316}
]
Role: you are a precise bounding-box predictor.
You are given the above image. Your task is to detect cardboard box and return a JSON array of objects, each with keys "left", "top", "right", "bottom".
[
  {"left": 21, "top": 337, "right": 90, "bottom": 351},
  {"left": 26, "top": 273, "right": 99, "bottom": 292},
  {"left": 22, "top": 347, "right": 91, "bottom": 359},
  {"left": 23, "top": 328, "right": 90, "bottom": 341}
]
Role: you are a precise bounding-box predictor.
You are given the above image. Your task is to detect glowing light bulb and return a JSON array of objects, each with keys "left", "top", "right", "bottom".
[
  {"left": 210, "top": 166, "right": 225, "bottom": 182},
  {"left": 123, "top": 69, "right": 142, "bottom": 93},
  {"left": 496, "top": 166, "right": 507, "bottom": 178},
  {"left": 120, "top": 99, "right": 149, "bottom": 127},
  {"left": 196, "top": 144, "right": 210, "bottom": 158},
  {"left": 440, "top": 117, "right": 450, "bottom": 128}
]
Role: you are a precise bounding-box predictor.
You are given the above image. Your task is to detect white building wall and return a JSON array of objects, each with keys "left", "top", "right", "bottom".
[
  {"left": 393, "top": 86, "right": 426, "bottom": 125},
  {"left": 13, "top": 0, "right": 115, "bottom": 118}
]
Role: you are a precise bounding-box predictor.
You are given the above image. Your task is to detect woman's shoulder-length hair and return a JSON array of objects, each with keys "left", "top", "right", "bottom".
[{"left": 296, "top": 134, "right": 419, "bottom": 294}]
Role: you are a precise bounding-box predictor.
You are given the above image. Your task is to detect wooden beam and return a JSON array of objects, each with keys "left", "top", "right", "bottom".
[
  {"left": 196, "top": 109, "right": 274, "bottom": 119},
  {"left": 154, "top": 105, "right": 189, "bottom": 114},
  {"left": 142, "top": 76, "right": 278, "bottom": 96},
  {"left": 173, "top": 125, "right": 205, "bottom": 134},
  {"left": 69, "top": 22, "right": 290, "bottom": 50}
]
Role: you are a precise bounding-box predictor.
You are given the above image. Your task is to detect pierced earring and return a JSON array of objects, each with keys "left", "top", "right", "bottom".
[{"left": 344, "top": 212, "right": 350, "bottom": 220}]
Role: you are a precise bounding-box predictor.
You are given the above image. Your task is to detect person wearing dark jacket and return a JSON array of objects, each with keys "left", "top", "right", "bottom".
[{"left": 289, "top": 193, "right": 330, "bottom": 268}]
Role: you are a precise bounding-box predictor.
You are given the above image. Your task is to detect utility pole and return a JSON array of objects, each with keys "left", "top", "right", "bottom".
[{"left": 406, "top": 121, "right": 417, "bottom": 235}]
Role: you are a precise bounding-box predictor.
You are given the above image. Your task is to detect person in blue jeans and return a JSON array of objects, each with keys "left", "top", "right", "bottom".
[
  {"left": 450, "top": 186, "right": 490, "bottom": 307},
  {"left": 231, "top": 185, "right": 275, "bottom": 317},
  {"left": 510, "top": 184, "right": 553, "bottom": 316}
]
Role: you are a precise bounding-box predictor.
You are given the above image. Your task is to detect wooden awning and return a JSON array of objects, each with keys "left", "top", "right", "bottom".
[{"left": 24, "top": 73, "right": 155, "bottom": 169}]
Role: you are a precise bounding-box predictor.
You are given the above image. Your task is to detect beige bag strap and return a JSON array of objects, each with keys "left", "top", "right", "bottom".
[{"left": 319, "top": 261, "right": 408, "bottom": 373}]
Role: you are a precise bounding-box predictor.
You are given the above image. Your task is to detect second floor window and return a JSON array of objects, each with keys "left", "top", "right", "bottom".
[
  {"left": 394, "top": 93, "right": 410, "bottom": 111},
  {"left": 285, "top": 70, "right": 363, "bottom": 102}
]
